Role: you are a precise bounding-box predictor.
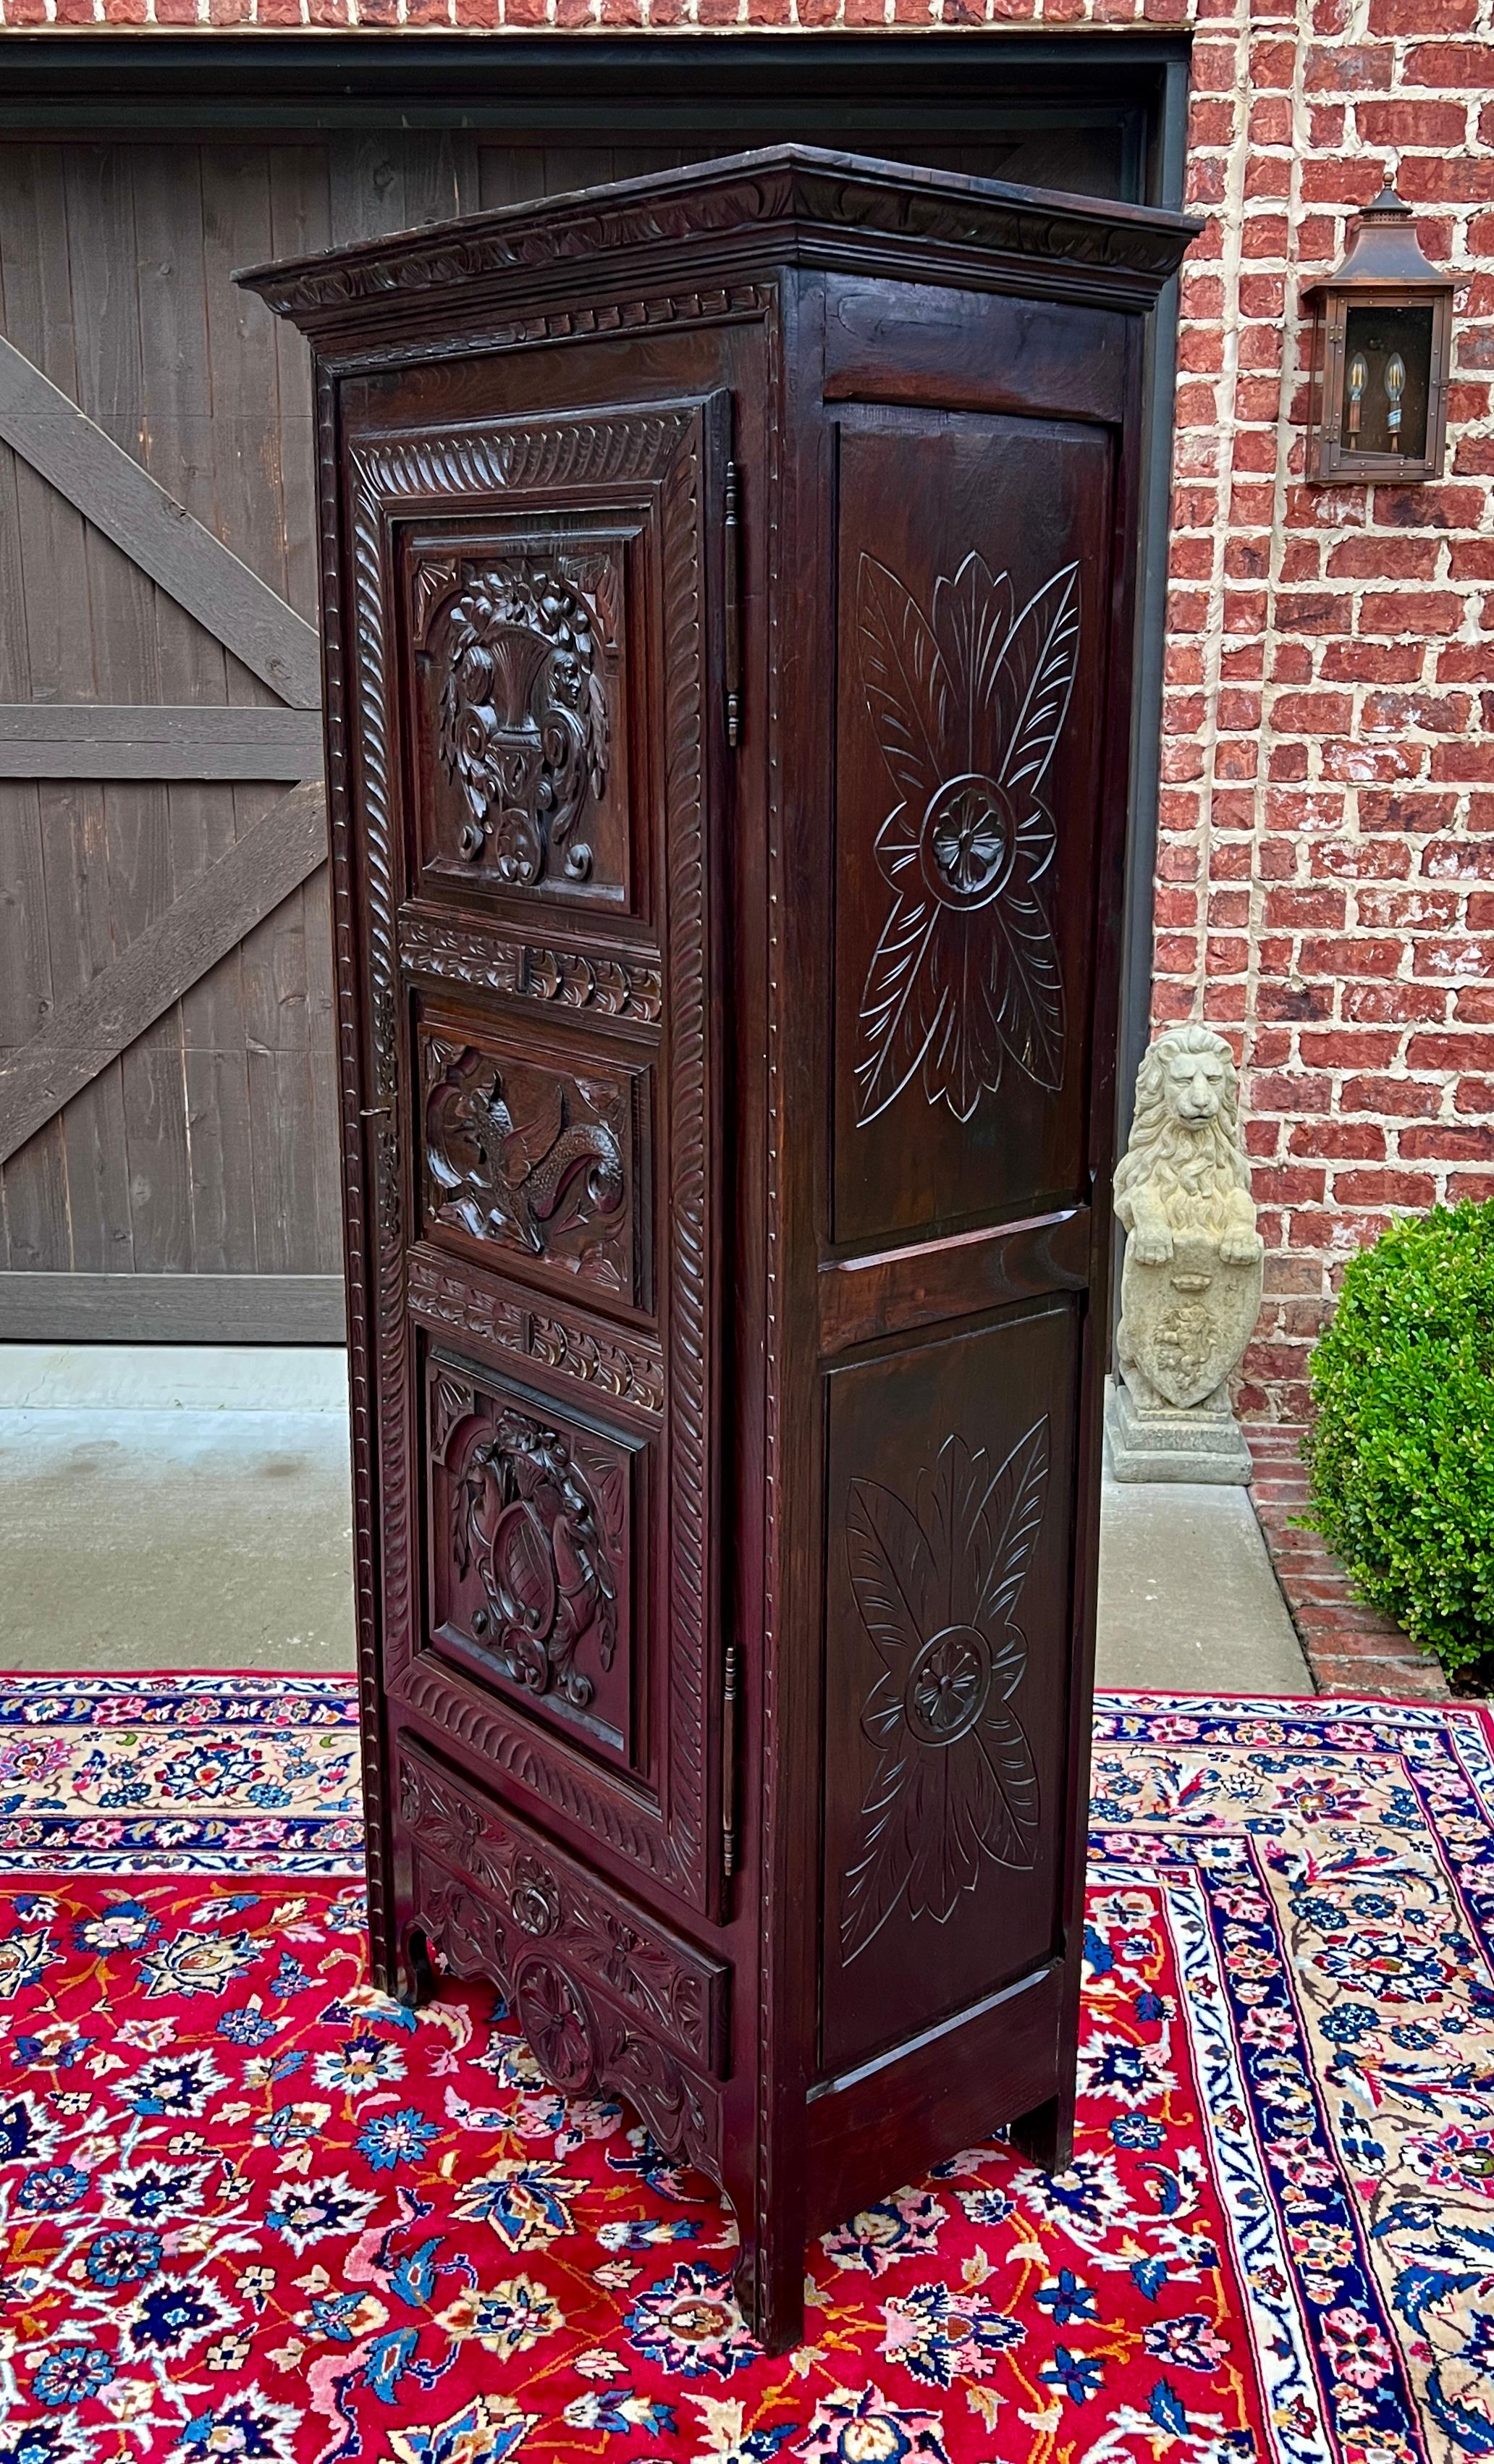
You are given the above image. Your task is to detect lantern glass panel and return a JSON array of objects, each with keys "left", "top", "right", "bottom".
[{"left": 1339, "top": 303, "right": 1433, "bottom": 460}]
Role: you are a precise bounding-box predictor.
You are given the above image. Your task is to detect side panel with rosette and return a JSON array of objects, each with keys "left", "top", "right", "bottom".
[
  {"left": 342, "top": 389, "right": 729, "bottom": 1936},
  {"left": 818, "top": 1301, "right": 1078, "bottom": 2076},
  {"left": 807, "top": 273, "right": 1136, "bottom": 2156},
  {"left": 830, "top": 399, "right": 1115, "bottom": 1249}
]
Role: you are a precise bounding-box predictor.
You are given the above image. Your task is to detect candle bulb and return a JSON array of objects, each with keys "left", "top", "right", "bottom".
[
  {"left": 1346, "top": 350, "right": 1368, "bottom": 446},
  {"left": 1385, "top": 350, "right": 1406, "bottom": 450}
]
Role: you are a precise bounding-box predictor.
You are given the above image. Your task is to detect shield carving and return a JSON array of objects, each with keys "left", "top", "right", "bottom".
[{"left": 1120, "top": 1235, "right": 1263, "bottom": 1411}]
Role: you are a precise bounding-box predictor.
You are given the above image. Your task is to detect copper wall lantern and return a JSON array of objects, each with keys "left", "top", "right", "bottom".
[{"left": 1303, "top": 185, "right": 1454, "bottom": 486}]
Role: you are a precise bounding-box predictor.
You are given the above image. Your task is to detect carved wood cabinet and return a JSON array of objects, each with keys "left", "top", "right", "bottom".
[{"left": 245, "top": 148, "right": 1195, "bottom": 2352}]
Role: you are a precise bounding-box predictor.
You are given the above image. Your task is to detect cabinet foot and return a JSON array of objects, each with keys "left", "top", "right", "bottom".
[
  {"left": 734, "top": 2233, "right": 806, "bottom": 2358},
  {"left": 396, "top": 1928, "right": 438, "bottom": 2012},
  {"left": 1008, "top": 2086, "right": 1075, "bottom": 2174}
]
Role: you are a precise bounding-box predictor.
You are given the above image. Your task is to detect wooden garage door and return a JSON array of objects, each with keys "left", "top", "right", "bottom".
[{"left": 0, "top": 124, "right": 1131, "bottom": 1343}]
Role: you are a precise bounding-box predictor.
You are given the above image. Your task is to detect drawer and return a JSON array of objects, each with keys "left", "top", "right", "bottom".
[{"left": 393, "top": 1731, "right": 730, "bottom": 2082}]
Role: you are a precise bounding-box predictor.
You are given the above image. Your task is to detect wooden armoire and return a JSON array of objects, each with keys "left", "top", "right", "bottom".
[{"left": 243, "top": 148, "right": 1195, "bottom": 2352}]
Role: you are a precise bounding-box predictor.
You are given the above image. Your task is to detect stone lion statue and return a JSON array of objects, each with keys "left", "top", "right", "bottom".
[
  {"left": 1113, "top": 1025, "right": 1263, "bottom": 1421},
  {"left": 1115, "top": 1025, "right": 1262, "bottom": 1267}
]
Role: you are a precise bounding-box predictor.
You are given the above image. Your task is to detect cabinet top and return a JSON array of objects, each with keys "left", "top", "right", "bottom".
[{"left": 237, "top": 141, "right": 1199, "bottom": 347}]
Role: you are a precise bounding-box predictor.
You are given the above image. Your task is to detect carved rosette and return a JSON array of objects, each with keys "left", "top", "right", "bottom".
[
  {"left": 516, "top": 1954, "right": 598, "bottom": 2088},
  {"left": 855, "top": 551, "right": 1079, "bottom": 1126},
  {"left": 841, "top": 1419, "right": 1049, "bottom": 1961}
]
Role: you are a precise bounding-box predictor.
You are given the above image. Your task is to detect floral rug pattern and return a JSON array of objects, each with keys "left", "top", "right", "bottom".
[
  {"left": 1, "top": 1679, "right": 1492, "bottom": 2464},
  {"left": 0, "top": 1675, "right": 362, "bottom": 1875}
]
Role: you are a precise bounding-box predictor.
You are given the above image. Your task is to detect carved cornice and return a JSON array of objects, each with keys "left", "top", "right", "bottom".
[{"left": 240, "top": 145, "right": 1199, "bottom": 336}]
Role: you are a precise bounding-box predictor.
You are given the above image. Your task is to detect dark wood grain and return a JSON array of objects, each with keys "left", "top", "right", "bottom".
[
  {"left": 252, "top": 143, "right": 1192, "bottom": 2355},
  {"left": 819, "top": 1204, "right": 1090, "bottom": 1352},
  {"left": 819, "top": 1301, "right": 1079, "bottom": 2077}
]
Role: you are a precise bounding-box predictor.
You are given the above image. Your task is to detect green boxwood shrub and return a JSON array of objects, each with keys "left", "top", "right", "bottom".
[{"left": 1304, "top": 1198, "right": 1494, "bottom": 1681}]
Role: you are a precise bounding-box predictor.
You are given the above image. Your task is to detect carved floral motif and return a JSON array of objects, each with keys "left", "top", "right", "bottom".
[
  {"left": 403, "top": 1857, "right": 722, "bottom": 2179},
  {"left": 407, "top": 1254, "right": 664, "bottom": 1417},
  {"left": 841, "top": 1419, "right": 1049, "bottom": 1961},
  {"left": 855, "top": 551, "right": 1079, "bottom": 1125},
  {"left": 351, "top": 404, "right": 714, "bottom": 1913},
  {"left": 397, "top": 916, "right": 664, "bottom": 1023},
  {"left": 436, "top": 558, "right": 609, "bottom": 882},
  {"left": 423, "top": 1040, "right": 629, "bottom": 1294},
  {"left": 397, "top": 1750, "right": 726, "bottom": 2075},
  {"left": 516, "top": 1954, "right": 597, "bottom": 2088},
  {"left": 448, "top": 1402, "right": 620, "bottom": 1713}
]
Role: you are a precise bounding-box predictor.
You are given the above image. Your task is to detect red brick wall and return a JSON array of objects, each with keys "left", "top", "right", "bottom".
[
  {"left": 4, "top": 0, "right": 1490, "bottom": 1433},
  {"left": 1160, "top": 0, "right": 1494, "bottom": 1422},
  {"left": 0, "top": 0, "right": 1187, "bottom": 28}
]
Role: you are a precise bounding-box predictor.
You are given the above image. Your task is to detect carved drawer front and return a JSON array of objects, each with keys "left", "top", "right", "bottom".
[
  {"left": 831, "top": 405, "right": 1113, "bottom": 1251},
  {"left": 418, "top": 1005, "right": 653, "bottom": 1312},
  {"left": 394, "top": 1735, "right": 727, "bottom": 2178},
  {"left": 396, "top": 1736, "right": 729, "bottom": 2073},
  {"left": 818, "top": 1299, "right": 1078, "bottom": 2078},
  {"left": 423, "top": 1349, "right": 646, "bottom": 1773}
]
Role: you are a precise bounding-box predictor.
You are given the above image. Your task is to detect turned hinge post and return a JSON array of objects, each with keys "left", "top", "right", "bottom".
[{"left": 723, "top": 458, "right": 743, "bottom": 751}]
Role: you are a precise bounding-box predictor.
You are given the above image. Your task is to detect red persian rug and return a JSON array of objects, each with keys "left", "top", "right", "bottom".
[{"left": 1, "top": 1674, "right": 1491, "bottom": 2464}]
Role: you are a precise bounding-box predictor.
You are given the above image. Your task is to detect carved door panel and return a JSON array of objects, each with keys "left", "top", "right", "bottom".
[
  {"left": 402, "top": 506, "right": 649, "bottom": 922},
  {"left": 345, "top": 389, "right": 728, "bottom": 1918},
  {"left": 418, "top": 1008, "right": 653, "bottom": 1312},
  {"left": 831, "top": 405, "right": 1114, "bottom": 1252},
  {"left": 819, "top": 1300, "right": 1078, "bottom": 2078}
]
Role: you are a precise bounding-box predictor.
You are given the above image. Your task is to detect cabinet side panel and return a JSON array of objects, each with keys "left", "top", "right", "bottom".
[
  {"left": 832, "top": 407, "right": 1114, "bottom": 1249},
  {"left": 819, "top": 1303, "right": 1077, "bottom": 2077}
]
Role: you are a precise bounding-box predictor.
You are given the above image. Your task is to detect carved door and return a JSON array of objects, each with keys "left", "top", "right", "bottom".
[
  {"left": 347, "top": 391, "right": 732, "bottom": 1922},
  {"left": 815, "top": 387, "right": 1116, "bottom": 2077}
]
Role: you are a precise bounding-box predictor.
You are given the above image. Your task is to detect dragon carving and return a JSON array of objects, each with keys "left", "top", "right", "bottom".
[{"left": 424, "top": 1042, "right": 628, "bottom": 1288}]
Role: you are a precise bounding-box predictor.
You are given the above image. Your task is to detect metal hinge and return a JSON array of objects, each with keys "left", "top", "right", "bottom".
[
  {"left": 721, "top": 1638, "right": 740, "bottom": 1880},
  {"left": 723, "top": 458, "right": 743, "bottom": 751}
]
